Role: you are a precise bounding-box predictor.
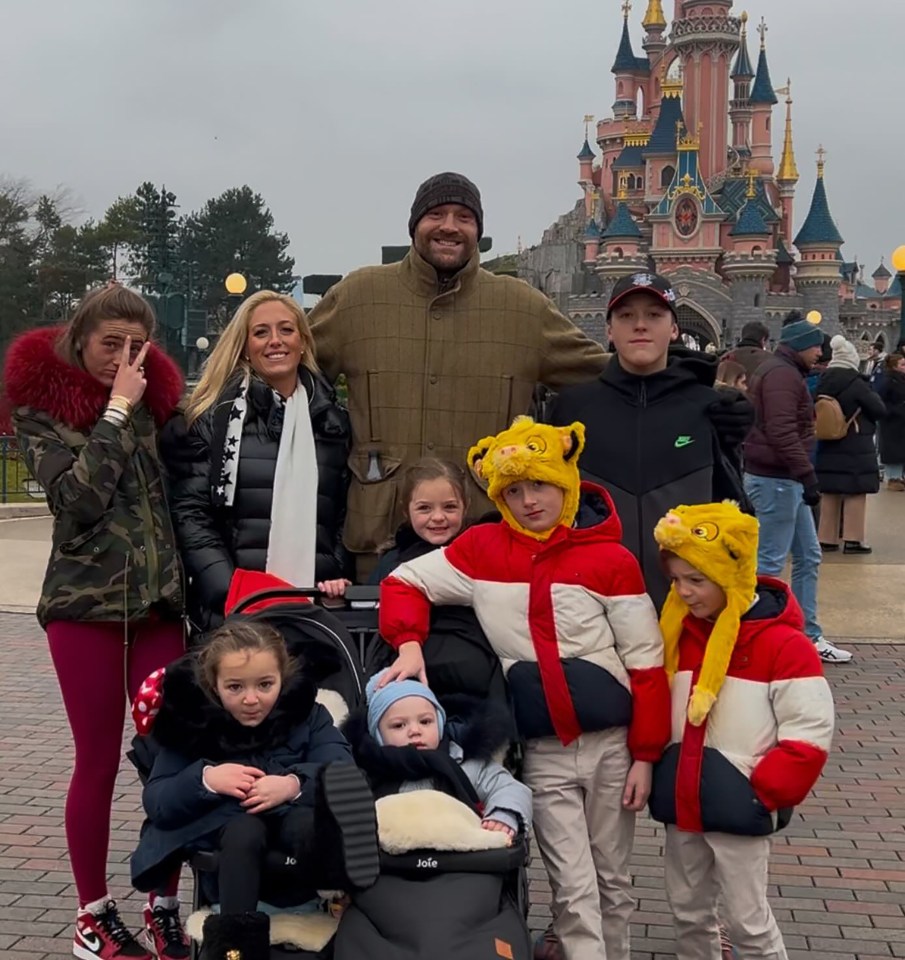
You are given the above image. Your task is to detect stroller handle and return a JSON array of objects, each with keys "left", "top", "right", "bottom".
[
  {"left": 228, "top": 587, "right": 324, "bottom": 616},
  {"left": 229, "top": 585, "right": 381, "bottom": 617}
]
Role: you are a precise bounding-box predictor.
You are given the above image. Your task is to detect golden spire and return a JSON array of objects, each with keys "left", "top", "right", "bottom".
[
  {"left": 746, "top": 168, "right": 757, "bottom": 199},
  {"left": 622, "top": 0, "right": 632, "bottom": 20},
  {"left": 757, "top": 16, "right": 768, "bottom": 50},
  {"left": 642, "top": 0, "right": 666, "bottom": 30},
  {"left": 777, "top": 80, "right": 799, "bottom": 184},
  {"left": 816, "top": 144, "right": 827, "bottom": 179}
]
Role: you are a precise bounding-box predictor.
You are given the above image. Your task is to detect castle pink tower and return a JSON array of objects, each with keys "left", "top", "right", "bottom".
[{"left": 670, "top": 0, "right": 740, "bottom": 182}]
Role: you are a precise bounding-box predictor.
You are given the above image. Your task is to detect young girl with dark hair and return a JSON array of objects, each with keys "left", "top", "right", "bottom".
[{"left": 131, "top": 620, "right": 378, "bottom": 960}]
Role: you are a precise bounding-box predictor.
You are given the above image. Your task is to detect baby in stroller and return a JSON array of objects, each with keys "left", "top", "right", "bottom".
[
  {"left": 333, "top": 670, "right": 534, "bottom": 960},
  {"left": 130, "top": 619, "right": 379, "bottom": 960}
]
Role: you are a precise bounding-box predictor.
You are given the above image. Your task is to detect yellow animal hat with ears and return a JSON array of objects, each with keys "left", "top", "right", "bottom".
[
  {"left": 653, "top": 501, "right": 760, "bottom": 726},
  {"left": 468, "top": 416, "right": 585, "bottom": 541}
]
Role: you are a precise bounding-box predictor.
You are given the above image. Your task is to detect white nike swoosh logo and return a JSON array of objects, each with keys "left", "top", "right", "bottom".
[{"left": 77, "top": 928, "right": 102, "bottom": 952}]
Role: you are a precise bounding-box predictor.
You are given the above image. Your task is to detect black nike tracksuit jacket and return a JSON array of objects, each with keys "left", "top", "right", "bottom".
[{"left": 548, "top": 350, "right": 745, "bottom": 609}]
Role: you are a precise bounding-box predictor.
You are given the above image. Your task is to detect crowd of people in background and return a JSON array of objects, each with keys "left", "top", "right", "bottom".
[{"left": 0, "top": 170, "right": 892, "bottom": 960}]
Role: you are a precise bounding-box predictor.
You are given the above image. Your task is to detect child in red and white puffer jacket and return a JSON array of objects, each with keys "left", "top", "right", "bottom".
[{"left": 651, "top": 500, "right": 835, "bottom": 960}]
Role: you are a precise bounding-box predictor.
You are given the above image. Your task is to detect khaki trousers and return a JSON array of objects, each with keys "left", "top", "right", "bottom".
[
  {"left": 817, "top": 492, "right": 867, "bottom": 544},
  {"left": 522, "top": 728, "right": 635, "bottom": 960},
  {"left": 665, "top": 826, "right": 788, "bottom": 960}
]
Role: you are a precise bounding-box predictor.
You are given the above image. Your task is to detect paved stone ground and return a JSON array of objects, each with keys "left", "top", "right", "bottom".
[{"left": 1, "top": 612, "right": 903, "bottom": 959}]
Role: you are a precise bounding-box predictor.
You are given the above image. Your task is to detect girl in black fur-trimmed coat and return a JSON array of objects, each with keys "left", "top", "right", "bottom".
[{"left": 131, "top": 621, "right": 378, "bottom": 960}]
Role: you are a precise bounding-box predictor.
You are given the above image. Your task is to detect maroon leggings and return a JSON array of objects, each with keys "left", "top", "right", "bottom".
[{"left": 47, "top": 619, "right": 186, "bottom": 906}]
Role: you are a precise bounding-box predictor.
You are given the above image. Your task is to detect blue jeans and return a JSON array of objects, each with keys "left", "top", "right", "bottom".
[
  {"left": 883, "top": 462, "right": 904, "bottom": 480},
  {"left": 743, "top": 473, "right": 823, "bottom": 641}
]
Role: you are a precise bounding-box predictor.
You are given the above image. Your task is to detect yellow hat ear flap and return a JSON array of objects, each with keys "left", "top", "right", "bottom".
[
  {"left": 561, "top": 422, "right": 586, "bottom": 461},
  {"left": 658, "top": 586, "right": 687, "bottom": 680},
  {"left": 467, "top": 441, "right": 493, "bottom": 484},
  {"left": 686, "top": 591, "right": 746, "bottom": 726}
]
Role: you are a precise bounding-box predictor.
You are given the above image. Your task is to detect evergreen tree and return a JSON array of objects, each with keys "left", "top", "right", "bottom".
[{"left": 180, "top": 185, "right": 296, "bottom": 315}]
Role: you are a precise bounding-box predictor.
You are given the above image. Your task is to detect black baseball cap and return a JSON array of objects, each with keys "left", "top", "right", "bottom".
[{"left": 607, "top": 272, "right": 678, "bottom": 319}]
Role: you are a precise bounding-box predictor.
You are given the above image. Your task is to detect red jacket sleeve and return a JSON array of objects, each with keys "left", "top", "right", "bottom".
[
  {"left": 378, "top": 535, "right": 479, "bottom": 649},
  {"left": 378, "top": 575, "right": 432, "bottom": 649},
  {"left": 750, "top": 631, "right": 834, "bottom": 810}
]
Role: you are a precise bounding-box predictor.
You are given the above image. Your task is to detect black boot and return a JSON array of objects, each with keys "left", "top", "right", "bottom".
[
  {"left": 200, "top": 911, "right": 270, "bottom": 960},
  {"left": 843, "top": 541, "right": 872, "bottom": 555},
  {"left": 316, "top": 762, "right": 380, "bottom": 891}
]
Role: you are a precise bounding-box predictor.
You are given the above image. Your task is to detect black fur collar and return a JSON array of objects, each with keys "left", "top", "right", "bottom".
[{"left": 152, "top": 653, "right": 317, "bottom": 761}]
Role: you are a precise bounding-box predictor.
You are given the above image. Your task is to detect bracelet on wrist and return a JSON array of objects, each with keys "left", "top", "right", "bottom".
[
  {"left": 108, "top": 396, "right": 133, "bottom": 413},
  {"left": 103, "top": 408, "right": 128, "bottom": 427}
]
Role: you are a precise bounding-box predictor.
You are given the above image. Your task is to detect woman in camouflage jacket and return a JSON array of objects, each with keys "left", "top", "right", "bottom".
[{"left": 3, "top": 286, "right": 189, "bottom": 960}]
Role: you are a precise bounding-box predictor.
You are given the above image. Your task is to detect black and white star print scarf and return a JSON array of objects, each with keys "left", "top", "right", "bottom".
[
  {"left": 214, "top": 371, "right": 319, "bottom": 587},
  {"left": 215, "top": 375, "right": 250, "bottom": 507}
]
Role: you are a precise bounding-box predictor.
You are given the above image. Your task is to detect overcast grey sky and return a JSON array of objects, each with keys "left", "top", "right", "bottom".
[{"left": 2, "top": 0, "right": 902, "bottom": 284}]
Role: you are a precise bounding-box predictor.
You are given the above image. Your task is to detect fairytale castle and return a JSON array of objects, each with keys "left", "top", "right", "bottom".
[{"left": 519, "top": 0, "right": 902, "bottom": 350}]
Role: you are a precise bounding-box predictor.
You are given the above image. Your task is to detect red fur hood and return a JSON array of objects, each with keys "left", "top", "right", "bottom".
[{"left": 2, "top": 325, "right": 183, "bottom": 432}]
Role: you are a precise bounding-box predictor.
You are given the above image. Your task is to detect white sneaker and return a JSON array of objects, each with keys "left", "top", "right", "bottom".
[{"left": 815, "top": 637, "right": 853, "bottom": 664}]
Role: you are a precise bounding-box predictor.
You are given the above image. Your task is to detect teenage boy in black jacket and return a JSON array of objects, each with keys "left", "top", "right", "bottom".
[{"left": 548, "top": 273, "right": 750, "bottom": 610}]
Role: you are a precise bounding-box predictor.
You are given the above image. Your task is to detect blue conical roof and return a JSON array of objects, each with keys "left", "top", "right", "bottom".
[
  {"left": 644, "top": 94, "right": 685, "bottom": 154},
  {"left": 794, "top": 174, "right": 844, "bottom": 247},
  {"left": 578, "top": 138, "right": 595, "bottom": 161},
  {"left": 731, "top": 199, "right": 771, "bottom": 237},
  {"left": 612, "top": 17, "right": 650, "bottom": 73},
  {"left": 731, "top": 32, "right": 754, "bottom": 80},
  {"left": 750, "top": 47, "right": 778, "bottom": 104},
  {"left": 584, "top": 218, "right": 601, "bottom": 239},
  {"left": 603, "top": 202, "right": 641, "bottom": 239}
]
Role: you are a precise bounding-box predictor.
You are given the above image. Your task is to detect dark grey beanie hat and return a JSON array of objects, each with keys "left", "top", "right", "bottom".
[{"left": 408, "top": 172, "right": 484, "bottom": 239}]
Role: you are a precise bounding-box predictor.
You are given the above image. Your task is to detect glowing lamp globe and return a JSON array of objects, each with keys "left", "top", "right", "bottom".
[
  {"left": 195, "top": 336, "right": 210, "bottom": 351},
  {"left": 806, "top": 310, "right": 822, "bottom": 324},
  {"left": 891, "top": 246, "right": 905, "bottom": 274},
  {"left": 225, "top": 273, "right": 247, "bottom": 295}
]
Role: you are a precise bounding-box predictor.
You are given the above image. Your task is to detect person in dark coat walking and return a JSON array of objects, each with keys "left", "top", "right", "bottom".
[
  {"left": 722, "top": 320, "right": 771, "bottom": 380},
  {"left": 162, "top": 291, "right": 351, "bottom": 633},
  {"left": 878, "top": 353, "right": 905, "bottom": 490},
  {"left": 815, "top": 336, "right": 886, "bottom": 553}
]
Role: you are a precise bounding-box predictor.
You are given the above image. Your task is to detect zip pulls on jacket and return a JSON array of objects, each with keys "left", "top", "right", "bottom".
[{"left": 634, "top": 379, "right": 648, "bottom": 579}]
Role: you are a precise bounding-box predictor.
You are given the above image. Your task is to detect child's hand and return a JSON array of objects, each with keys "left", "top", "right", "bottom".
[
  {"left": 481, "top": 819, "right": 515, "bottom": 844},
  {"left": 242, "top": 774, "right": 301, "bottom": 814},
  {"left": 318, "top": 579, "right": 351, "bottom": 603},
  {"left": 377, "top": 641, "right": 427, "bottom": 686},
  {"left": 622, "top": 760, "right": 653, "bottom": 811},
  {"left": 204, "top": 763, "right": 264, "bottom": 800}
]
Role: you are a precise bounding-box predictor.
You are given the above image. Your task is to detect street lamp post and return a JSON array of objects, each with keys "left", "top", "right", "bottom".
[
  {"left": 891, "top": 246, "right": 905, "bottom": 346},
  {"left": 224, "top": 272, "right": 247, "bottom": 322}
]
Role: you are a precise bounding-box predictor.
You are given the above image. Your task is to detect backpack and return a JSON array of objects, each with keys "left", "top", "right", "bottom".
[{"left": 814, "top": 395, "right": 860, "bottom": 441}]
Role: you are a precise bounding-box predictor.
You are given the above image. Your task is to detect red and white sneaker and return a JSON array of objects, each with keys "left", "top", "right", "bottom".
[
  {"left": 73, "top": 900, "right": 152, "bottom": 960},
  {"left": 142, "top": 903, "right": 191, "bottom": 960}
]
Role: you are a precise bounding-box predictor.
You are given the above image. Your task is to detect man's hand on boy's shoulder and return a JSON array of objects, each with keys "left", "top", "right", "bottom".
[{"left": 708, "top": 387, "right": 754, "bottom": 448}]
